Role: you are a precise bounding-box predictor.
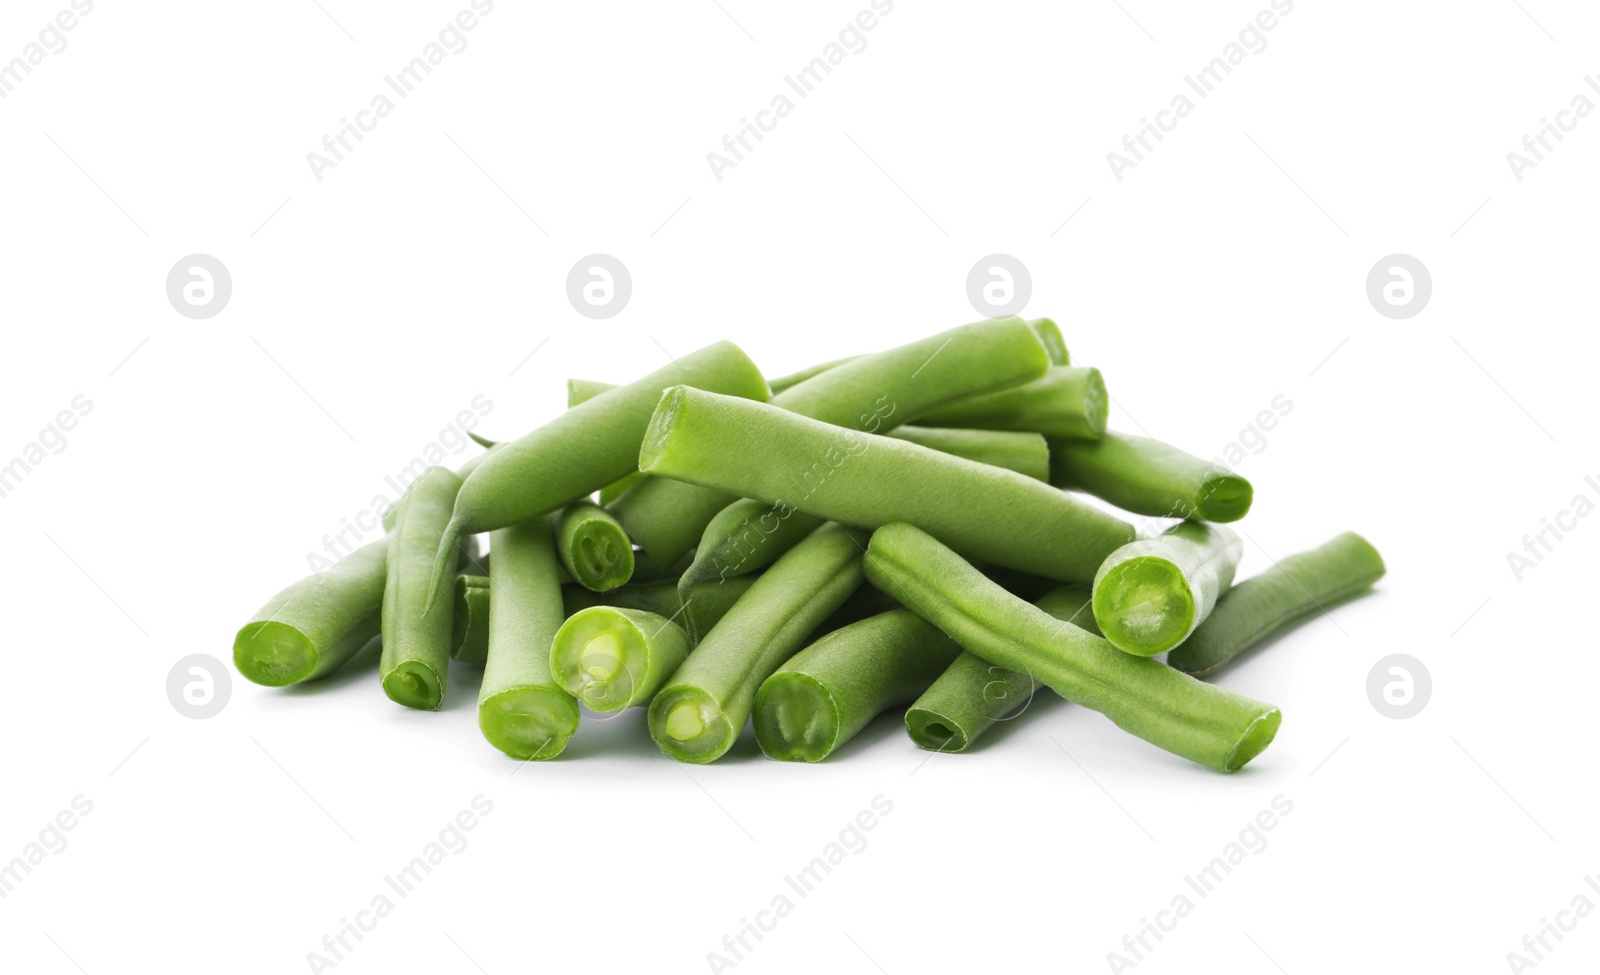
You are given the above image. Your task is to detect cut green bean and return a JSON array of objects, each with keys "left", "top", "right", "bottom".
[
  {"left": 917, "top": 366, "right": 1107, "bottom": 440},
  {"left": 426, "top": 341, "right": 768, "bottom": 608},
  {"left": 380, "top": 467, "right": 462, "bottom": 710},
  {"left": 555, "top": 500, "right": 634, "bottom": 591},
  {"left": 640, "top": 387, "right": 1135, "bottom": 584},
  {"left": 612, "top": 316, "right": 1052, "bottom": 567},
  {"left": 550, "top": 607, "right": 690, "bottom": 711},
  {"left": 383, "top": 448, "right": 496, "bottom": 533},
  {"left": 904, "top": 586, "right": 1099, "bottom": 753},
  {"left": 562, "top": 577, "right": 757, "bottom": 646},
  {"left": 452, "top": 573, "right": 491, "bottom": 665},
  {"left": 678, "top": 427, "right": 1049, "bottom": 594},
  {"left": 647, "top": 523, "right": 867, "bottom": 763},
  {"left": 1092, "top": 522, "right": 1242, "bottom": 656},
  {"left": 1168, "top": 533, "right": 1385, "bottom": 677},
  {"left": 864, "top": 523, "right": 1280, "bottom": 772},
  {"left": 755, "top": 609, "right": 963, "bottom": 762},
  {"left": 764, "top": 317, "right": 1068, "bottom": 394},
  {"left": 767, "top": 356, "right": 858, "bottom": 395},
  {"left": 1049, "top": 431, "right": 1253, "bottom": 523},
  {"left": 234, "top": 539, "right": 388, "bottom": 687},
  {"left": 478, "top": 519, "right": 579, "bottom": 760},
  {"left": 1025, "top": 317, "right": 1070, "bottom": 367},
  {"left": 566, "top": 378, "right": 615, "bottom": 407}
]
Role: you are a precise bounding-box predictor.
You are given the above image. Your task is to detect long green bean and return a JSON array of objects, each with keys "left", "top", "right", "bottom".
[
  {"left": 864, "top": 523, "right": 1280, "bottom": 772},
  {"left": 381, "top": 467, "right": 461, "bottom": 710},
  {"left": 555, "top": 500, "right": 634, "bottom": 591},
  {"left": 234, "top": 539, "right": 388, "bottom": 687},
  {"left": 639, "top": 387, "right": 1135, "bottom": 584},
  {"left": 478, "top": 519, "right": 579, "bottom": 760},
  {"left": 1092, "top": 522, "right": 1242, "bottom": 656},
  {"left": 648, "top": 523, "right": 867, "bottom": 763},
  {"left": 916, "top": 366, "right": 1107, "bottom": 440},
  {"left": 452, "top": 573, "right": 491, "bottom": 665},
  {"left": 1049, "top": 431, "right": 1253, "bottom": 523},
  {"left": 550, "top": 607, "right": 690, "bottom": 711},
  {"left": 1168, "top": 533, "right": 1385, "bottom": 677},
  {"left": 755, "top": 609, "right": 963, "bottom": 762}
]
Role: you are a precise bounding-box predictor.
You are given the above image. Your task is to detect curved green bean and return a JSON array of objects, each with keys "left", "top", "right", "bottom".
[
  {"left": 381, "top": 466, "right": 462, "bottom": 710},
  {"left": 916, "top": 366, "right": 1107, "bottom": 440},
  {"left": 234, "top": 538, "right": 388, "bottom": 687},
  {"left": 452, "top": 573, "right": 491, "bottom": 665},
  {"left": 478, "top": 519, "right": 579, "bottom": 760},
  {"left": 1049, "top": 431, "right": 1253, "bottom": 523},
  {"left": 555, "top": 500, "right": 634, "bottom": 591},
  {"left": 550, "top": 607, "right": 690, "bottom": 711},
  {"left": 1092, "top": 522, "right": 1242, "bottom": 656},
  {"left": 864, "top": 523, "right": 1280, "bottom": 772},
  {"left": 904, "top": 586, "right": 1100, "bottom": 753},
  {"left": 648, "top": 523, "right": 867, "bottom": 764},
  {"left": 755, "top": 609, "right": 963, "bottom": 762},
  {"left": 1168, "top": 532, "right": 1385, "bottom": 677},
  {"left": 639, "top": 387, "right": 1135, "bottom": 584}
]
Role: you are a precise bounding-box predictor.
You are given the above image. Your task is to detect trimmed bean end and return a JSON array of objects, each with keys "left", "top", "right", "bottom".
[
  {"left": 479, "top": 687, "right": 580, "bottom": 760},
  {"left": 1197, "top": 474, "right": 1254, "bottom": 523},
  {"left": 550, "top": 609, "right": 650, "bottom": 712},
  {"left": 571, "top": 523, "right": 635, "bottom": 592},
  {"left": 648, "top": 686, "right": 737, "bottom": 764},
  {"left": 233, "top": 621, "right": 318, "bottom": 687},
  {"left": 904, "top": 707, "right": 972, "bottom": 753},
  {"left": 1224, "top": 707, "right": 1282, "bottom": 771},
  {"left": 1093, "top": 556, "right": 1197, "bottom": 656},
  {"left": 382, "top": 661, "right": 444, "bottom": 711},
  {"left": 753, "top": 674, "right": 840, "bottom": 763}
]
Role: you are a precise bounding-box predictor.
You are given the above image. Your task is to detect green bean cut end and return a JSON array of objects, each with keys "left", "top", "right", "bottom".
[
  {"left": 479, "top": 687, "right": 580, "bottom": 761},
  {"left": 754, "top": 674, "right": 840, "bottom": 763},
  {"left": 1092, "top": 556, "right": 1196, "bottom": 656},
  {"left": 1197, "top": 474, "right": 1254, "bottom": 523},
  {"left": 648, "top": 686, "right": 738, "bottom": 764},
  {"left": 1082, "top": 367, "right": 1109, "bottom": 439},
  {"left": 567, "top": 522, "right": 634, "bottom": 592},
  {"left": 550, "top": 608, "right": 652, "bottom": 711},
  {"left": 904, "top": 706, "right": 973, "bottom": 753},
  {"left": 382, "top": 661, "right": 444, "bottom": 710},
  {"left": 1225, "top": 708, "right": 1282, "bottom": 771},
  {"left": 233, "top": 621, "right": 317, "bottom": 687}
]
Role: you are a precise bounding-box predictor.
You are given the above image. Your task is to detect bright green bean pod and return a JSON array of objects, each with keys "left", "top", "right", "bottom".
[
  {"left": 566, "top": 378, "right": 615, "bottom": 406},
  {"left": 612, "top": 316, "right": 1052, "bottom": 566},
  {"left": 916, "top": 366, "right": 1107, "bottom": 440},
  {"left": 755, "top": 609, "right": 963, "bottom": 762},
  {"left": 427, "top": 340, "right": 768, "bottom": 608},
  {"left": 1092, "top": 522, "right": 1242, "bottom": 656},
  {"left": 1049, "top": 431, "right": 1253, "bottom": 523},
  {"left": 767, "top": 356, "right": 858, "bottom": 394},
  {"left": 550, "top": 607, "right": 690, "bottom": 711},
  {"left": 233, "top": 539, "right": 388, "bottom": 687},
  {"left": 562, "top": 577, "right": 757, "bottom": 646},
  {"left": 1025, "top": 317, "right": 1070, "bottom": 366},
  {"left": 864, "top": 523, "right": 1281, "bottom": 772},
  {"left": 1168, "top": 533, "right": 1385, "bottom": 677},
  {"left": 648, "top": 524, "right": 867, "bottom": 764},
  {"left": 382, "top": 448, "right": 496, "bottom": 533},
  {"left": 381, "top": 467, "right": 462, "bottom": 710},
  {"left": 452, "top": 573, "right": 491, "bottom": 665},
  {"left": 478, "top": 519, "right": 579, "bottom": 760},
  {"left": 640, "top": 387, "right": 1135, "bottom": 584},
  {"left": 904, "top": 586, "right": 1100, "bottom": 753},
  {"left": 597, "top": 473, "right": 645, "bottom": 506},
  {"left": 677, "top": 427, "right": 1049, "bottom": 595},
  {"left": 554, "top": 500, "right": 634, "bottom": 591}
]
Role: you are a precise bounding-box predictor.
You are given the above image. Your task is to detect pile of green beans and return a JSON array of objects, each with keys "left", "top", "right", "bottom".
[{"left": 232, "top": 316, "right": 1384, "bottom": 774}]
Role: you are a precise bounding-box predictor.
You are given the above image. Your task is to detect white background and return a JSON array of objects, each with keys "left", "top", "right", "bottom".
[{"left": 2, "top": 1, "right": 1595, "bottom": 973}]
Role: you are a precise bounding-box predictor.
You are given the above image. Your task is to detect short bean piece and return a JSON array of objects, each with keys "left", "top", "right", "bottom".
[
  {"left": 555, "top": 500, "right": 635, "bottom": 591},
  {"left": 381, "top": 467, "right": 462, "bottom": 710},
  {"left": 1092, "top": 522, "right": 1242, "bottom": 656},
  {"left": 1049, "top": 431, "right": 1253, "bottom": 523},
  {"left": 550, "top": 607, "right": 690, "bottom": 712},
  {"left": 916, "top": 366, "right": 1107, "bottom": 440}
]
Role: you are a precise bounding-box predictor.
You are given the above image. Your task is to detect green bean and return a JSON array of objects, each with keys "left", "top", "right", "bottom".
[
  {"left": 763, "top": 317, "right": 1068, "bottom": 394},
  {"left": 380, "top": 467, "right": 462, "bottom": 710},
  {"left": 904, "top": 586, "right": 1099, "bottom": 753},
  {"left": 677, "top": 427, "right": 1049, "bottom": 594},
  {"left": 554, "top": 500, "right": 634, "bottom": 591},
  {"left": 1025, "top": 317, "right": 1070, "bottom": 367},
  {"left": 864, "top": 523, "right": 1280, "bottom": 772},
  {"left": 426, "top": 340, "right": 768, "bottom": 608},
  {"left": 1168, "top": 533, "right": 1385, "bottom": 677},
  {"left": 382, "top": 448, "right": 496, "bottom": 533},
  {"left": 648, "top": 523, "right": 867, "bottom": 763},
  {"left": 566, "top": 378, "right": 615, "bottom": 406},
  {"left": 755, "top": 609, "right": 963, "bottom": 762},
  {"left": 452, "top": 573, "right": 491, "bottom": 665},
  {"left": 612, "top": 316, "right": 1052, "bottom": 566},
  {"left": 916, "top": 366, "right": 1107, "bottom": 440},
  {"left": 598, "top": 474, "right": 645, "bottom": 506},
  {"left": 639, "top": 387, "right": 1135, "bottom": 584},
  {"left": 1049, "top": 431, "right": 1253, "bottom": 523},
  {"left": 562, "top": 577, "right": 757, "bottom": 646},
  {"left": 234, "top": 539, "right": 388, "bottom": 687},
  {"left": 478, "top": 519, "right": 579, "bottom": 760},
  {"left": 767, "top": 355, "right": 858, "bottom": 394},
  {"left": 629, "top": 548, "right": 694, "bottom": 586},
  {"left": 550, "top": 608, "right": 690, "bottom": 711},
  {"left": 1092, "top": 522, "right": 1242, "bottom": 656}
]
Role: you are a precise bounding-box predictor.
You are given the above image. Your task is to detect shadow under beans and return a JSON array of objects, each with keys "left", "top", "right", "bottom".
[{"left": 820, "top": 708, "right": 918, "bottom": 763}]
